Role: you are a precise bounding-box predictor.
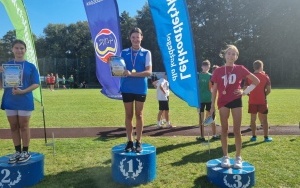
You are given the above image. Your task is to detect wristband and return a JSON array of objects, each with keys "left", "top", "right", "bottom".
[{"left": 243, "top": 84, "right": 256, "bottom": 95}]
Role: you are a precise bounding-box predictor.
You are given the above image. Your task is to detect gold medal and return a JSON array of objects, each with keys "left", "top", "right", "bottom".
[
  {"left": 222, "top": 90, "right": 226, "bottom": 95},
  {"left": 131, "top": 47, "right": 140, "bottom": 74}
]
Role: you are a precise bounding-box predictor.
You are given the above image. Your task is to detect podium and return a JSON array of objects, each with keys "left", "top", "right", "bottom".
[
  {"left": 111, "top": 143, "right": 156, "bottom": 186},
  {"left": 0, "top": 152, "right": 44, "bottom": 188},
  {"left": 207, "top": 158, "right": 255, "bottom": 188}
]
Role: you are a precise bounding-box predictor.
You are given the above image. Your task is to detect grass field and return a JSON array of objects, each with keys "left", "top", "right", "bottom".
[
  {"left": 0, "top": 136, "right": 299, "bottom": 188},
  {"left": 0, "top": 88, "right": 299, "bottom": 187},
  {"left": 0, "top": 88, "right": 299, "bottom": 128}
]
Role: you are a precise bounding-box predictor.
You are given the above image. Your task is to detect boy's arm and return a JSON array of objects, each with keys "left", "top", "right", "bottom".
[
  {"left": 265, "top": 85, "right": 271, "bottom": 95},
  {"left": 243, "top": 78, "right": 249, "bottom": 90},
  {"left": 209, "top": 81, "right": 213, "bottom": 91},
  {"left": 210, "top": 83, "right": 218, "bottom": 115},
  {"left": 265, "top": 75, "right": 271, "bottom": 95},
  {"left": 152, "top": 80, "right": 158, "bottom": 88},
  {"left": 159, "top": 83, "right": 166, "bottom": 94}
]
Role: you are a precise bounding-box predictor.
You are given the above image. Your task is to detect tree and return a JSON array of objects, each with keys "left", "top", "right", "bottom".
[
  {"left": 120, "top": 11, "right": 136, "bottom": 49},
  {"left": 0, "top": 30, "right": 16, "bottom": 60},
  {"left": 135, "top": 3, "right": 163, "bottom": 71}
]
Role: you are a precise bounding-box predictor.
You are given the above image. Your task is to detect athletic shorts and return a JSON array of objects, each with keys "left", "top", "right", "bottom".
[
  {"left": 122, "top": 93, "right": 147, "bottom": 103},
  {"left": 159, "top": 100, "right": 169, "bottom": 111},
  {"left": 198, "top": 102, "right": 211, "bottom": 113},
  {"left": 5, "top": 110, "right": 32, "bottom": 116},
  {"left": 224, "top": 98, "right": 242, "bottom": 109},
  {"left": 248, "top": 104, "right": 268, "bottom": 114}
]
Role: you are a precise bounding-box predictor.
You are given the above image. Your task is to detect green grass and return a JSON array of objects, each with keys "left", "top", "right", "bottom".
[
  {"left": 0, "top": 88, "right": 299, "bottom": 128},
  {"left": 0, "top": 136, "right": 299, "bottom": 187},
  {"left": 0, "top": 88, "right": 299, "bottom": 187}
]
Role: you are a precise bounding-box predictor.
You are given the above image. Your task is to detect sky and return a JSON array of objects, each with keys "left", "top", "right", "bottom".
[{"left": 0, "top": 0, "right": 147, "bottom": 37}]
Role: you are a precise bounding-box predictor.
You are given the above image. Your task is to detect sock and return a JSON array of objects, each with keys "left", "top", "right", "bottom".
[
  {"left": 15, "top": 145, "right": 21, "bottom": 153},
  {"left": 23, "top": 146, "right": 29, "bottom": 152}
]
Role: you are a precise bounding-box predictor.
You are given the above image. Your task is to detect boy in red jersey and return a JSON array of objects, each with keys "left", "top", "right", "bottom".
[{"left": 246, "top": 60, "right": 272, "bottom": 142}]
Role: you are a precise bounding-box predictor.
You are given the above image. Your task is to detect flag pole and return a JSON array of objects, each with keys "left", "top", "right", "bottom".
[{"left": 40, "top": 86, "right": 47, "bottom": 144}]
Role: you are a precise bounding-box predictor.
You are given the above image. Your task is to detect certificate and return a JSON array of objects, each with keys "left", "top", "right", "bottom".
[
  {"left": 2, "top": 64, "right": 23, "bottom": 88},
  {"left": 108, "top": 56, "right": 126, "bottom": 77}
]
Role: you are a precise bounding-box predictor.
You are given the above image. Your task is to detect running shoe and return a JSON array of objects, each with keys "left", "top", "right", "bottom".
[
  {"left": 233, "top": 156, "right": 243, "bottom": 169},
  {"left": 264, "top": 137, "right": 273, "bottom": 142},
  {"left": 250, "top": 136, "right": 257, "bottom": 142},
  {"left": 157, "top": 123, "right": 163, "bottom": 129},
  {"left": 135, "top": 141, "right": 142, "bottom": 153},
  {"left": 18, "top": 151, "right": 31, "bottom": 163},
  {"left": 8, "top": 151, "right": 21, "bottom": 164},
  {"left": 211, "top": 135, "right": 221, "bottom": 140},
  {"left": 221, "top": 156, "right": 231, "bottom": 168},
  {"left": 196, "top": 137, "right": 206, "bottom": 142},
  {"left": 124, "top": 141, "right": 134, "bottom": 152}
]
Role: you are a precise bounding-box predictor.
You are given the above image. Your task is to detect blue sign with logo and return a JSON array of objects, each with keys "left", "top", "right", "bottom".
[
  {"left": 83, "top": 0, "right": 122, "bottom": 99},
  {"left": 149, "top": 0, "right": 200, "bottom": 107}
]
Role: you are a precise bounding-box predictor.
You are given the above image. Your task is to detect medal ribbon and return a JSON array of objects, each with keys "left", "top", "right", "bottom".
[{"left": 131, "top": 47, "right": 141, "bottom": 71}]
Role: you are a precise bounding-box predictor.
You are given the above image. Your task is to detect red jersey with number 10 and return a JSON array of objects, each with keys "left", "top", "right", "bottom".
[{"left": 211, "top": 65, "right": 251, "bottom": 109}]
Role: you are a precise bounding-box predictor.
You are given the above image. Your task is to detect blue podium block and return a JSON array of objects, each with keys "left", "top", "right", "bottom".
[
  {"left": 207, "top": 158, "right": 255, "bottom": 188},
  {"left": 0, "top": 152, "right": 44, "bottom": 188},
  {"left": 111, "top": 143, "right": 156, "bottom": 186}
]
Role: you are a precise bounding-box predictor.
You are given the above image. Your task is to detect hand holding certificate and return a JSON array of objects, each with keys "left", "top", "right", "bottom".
[{"left": 2, "top": 64, "right": 23, "bottom": 88}]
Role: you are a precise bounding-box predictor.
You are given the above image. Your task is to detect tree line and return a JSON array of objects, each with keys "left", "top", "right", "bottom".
[{"left": 0, "top": 0, "right": 299, "bottom": 86}]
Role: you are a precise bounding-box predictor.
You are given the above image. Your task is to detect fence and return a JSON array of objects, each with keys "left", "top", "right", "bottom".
[{"left": 1, "top": 57, "right": 299, "bottom": 88}]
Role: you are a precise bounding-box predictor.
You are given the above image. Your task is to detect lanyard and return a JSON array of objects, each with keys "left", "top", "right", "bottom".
[{"left": 131, "top": 47, "right": 141, "bottom": 72}]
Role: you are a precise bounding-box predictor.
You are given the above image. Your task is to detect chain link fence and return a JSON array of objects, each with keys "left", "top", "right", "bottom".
[{"left": 1, "top": 57, "right": 101, "bottom": 88}]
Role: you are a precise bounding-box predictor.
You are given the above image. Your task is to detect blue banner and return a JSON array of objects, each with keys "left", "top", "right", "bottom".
[
  {"left": 149, "top": 0, "right": 200, "bottom": 107},
  {"left": 83, "top": 0, "right": 122, "bottom": 99}
]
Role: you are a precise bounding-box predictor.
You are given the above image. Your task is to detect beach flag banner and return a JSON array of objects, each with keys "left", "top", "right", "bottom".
[
  {"left": 83, "top": 0, "right": 122, "bottom": 99},
  {"left": 0, "top": 0, "right": 42, "bottom": 103},
  {"left": 148, "top": 0, "right": 200, "bottom": 107}
]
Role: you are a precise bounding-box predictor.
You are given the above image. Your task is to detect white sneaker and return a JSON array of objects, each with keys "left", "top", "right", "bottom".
[
  {"left": 221, "top": 156, "right": 231, "bottom": 168},
  {"left": 234, "top": 156, "right": 243, "bottom": 169},
  {"left": 156, "top": 122, "right": 163, "bottom": 129}
]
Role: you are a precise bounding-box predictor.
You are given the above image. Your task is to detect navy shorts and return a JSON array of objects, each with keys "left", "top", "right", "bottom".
[
  {"left": 122, "top": 93, "right": 146, "bottom": 103},
  {"left": 159, "top": 100, "right": 169, "bottom": 111},
  {"left": 200, "top": 102, "right": 211, "bottom": 112},
  {"left": 224, "top": 98, "right": 242, "bottom": 109}
]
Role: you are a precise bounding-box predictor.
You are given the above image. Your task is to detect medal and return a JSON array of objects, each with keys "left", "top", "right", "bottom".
[
  {"left": 131, "top": 47, "right": 140, "bottom": 73},
  {"left": 222, "top": 90, "right": 226, "bottom": 95}
]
